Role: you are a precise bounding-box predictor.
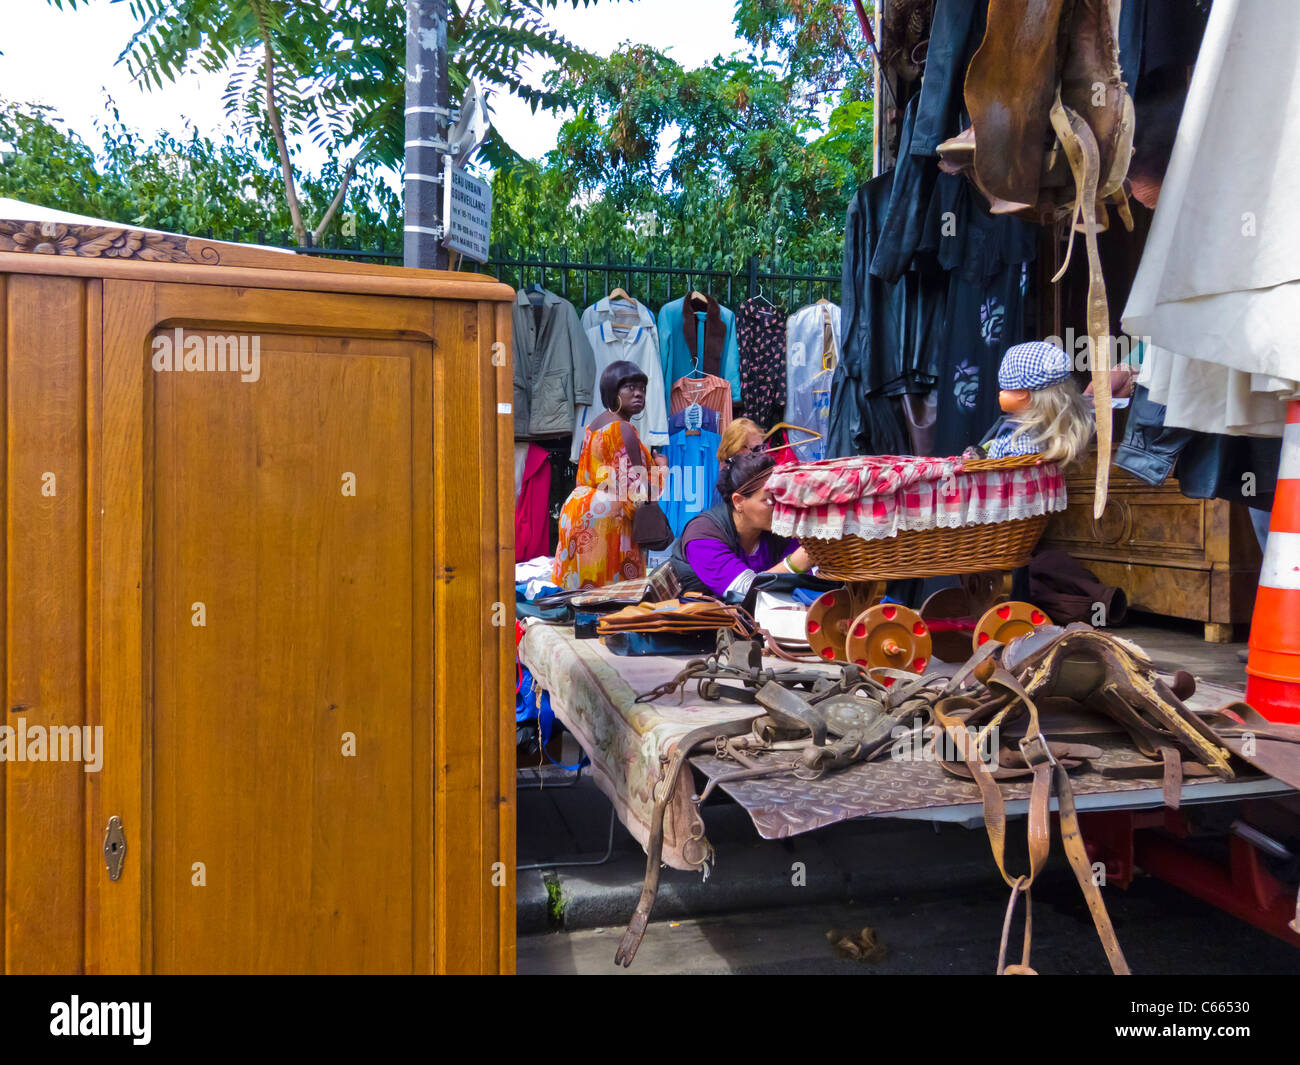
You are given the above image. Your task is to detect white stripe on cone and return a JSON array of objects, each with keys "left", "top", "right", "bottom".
[
  {"left": 1259, "top": 530, "right": 1300, "bottom": 591},
  {"left": 1280, "top": 422, "right": 1300, "bottom": 481}
]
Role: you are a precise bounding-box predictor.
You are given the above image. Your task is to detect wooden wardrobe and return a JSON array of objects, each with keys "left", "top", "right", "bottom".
[{"left": 0, "top": 219, "right": 516, "bottom": 974}]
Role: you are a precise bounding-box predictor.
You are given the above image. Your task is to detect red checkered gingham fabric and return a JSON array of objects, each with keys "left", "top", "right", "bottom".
[{"left": 768, "top": 454, "right": 1066, "bottom": 540}]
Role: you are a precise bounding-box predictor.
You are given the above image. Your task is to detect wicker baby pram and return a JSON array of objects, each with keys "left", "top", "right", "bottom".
[
  {"left": 799, "top": 454, "right": 1051, "bottom": 582},
  {"left": 769, "top": 453, "right": 1063, "bottom": 670}
]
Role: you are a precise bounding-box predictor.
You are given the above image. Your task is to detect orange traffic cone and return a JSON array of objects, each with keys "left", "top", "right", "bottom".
[{"left": 1246, "top": 400, "right": 1300, "bottom": 724}]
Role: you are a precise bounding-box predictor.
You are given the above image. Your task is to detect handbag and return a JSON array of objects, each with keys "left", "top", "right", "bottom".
[{"left": 631, "top": 500, "right": 673, "bottom": 550}]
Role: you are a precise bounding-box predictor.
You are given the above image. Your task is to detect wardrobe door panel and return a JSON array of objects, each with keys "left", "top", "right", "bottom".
[{"left": 99, "top": 282, "right": 434, "bottom": 973}]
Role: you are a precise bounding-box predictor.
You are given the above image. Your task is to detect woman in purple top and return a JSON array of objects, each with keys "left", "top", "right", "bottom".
[{"left": 668, "top": 451, "right": 813, "bottom": 600}]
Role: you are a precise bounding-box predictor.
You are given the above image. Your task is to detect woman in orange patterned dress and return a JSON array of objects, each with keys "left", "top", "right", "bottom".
[{"left": 552, "top": 361, "right": 658, "bottom": 590}]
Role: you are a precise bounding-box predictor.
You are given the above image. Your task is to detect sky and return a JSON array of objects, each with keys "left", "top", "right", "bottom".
[{"left": 0, "top": 0, "right": 748, "bottom": 175}]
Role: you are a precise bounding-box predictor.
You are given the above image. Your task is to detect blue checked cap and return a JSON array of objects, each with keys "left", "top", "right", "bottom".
[{"left": 998, "top": 342, "right": 1074, "bottom": 391}]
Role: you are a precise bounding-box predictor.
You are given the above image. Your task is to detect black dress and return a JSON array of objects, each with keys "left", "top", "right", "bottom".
[{"left": 737, "top": 297, "right": 788, "bottom": 429}]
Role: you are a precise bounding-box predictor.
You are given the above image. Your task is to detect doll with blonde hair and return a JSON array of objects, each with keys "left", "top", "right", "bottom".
[{"left": 983, "top": 342, "right": 1093, "bottom": 466}]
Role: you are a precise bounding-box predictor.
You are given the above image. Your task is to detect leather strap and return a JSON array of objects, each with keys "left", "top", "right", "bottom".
[
  {"left": 998, "top": 876, "right": 1036, "bottom": 975},
  {"left": 1159, "top": 746, "right": 1183, "bottom": 810},
  {"left": 935, "top": 664, "right": 1131, "bottom": 975},
  {"left": 615, "top": 717, "right": 758, "bottom": 967},
  {"left": 939, "top": 741, "right": 1101, "bottom": 780},
  {"left": 1048, "top": 91, "right": 1112, "bottom": 518},
  {"left": 1198, "top": 702, "right": 1300, "bottom": 744},
  {"left": 1054, "top": 760, "right": 1131, "bottom": 973}
]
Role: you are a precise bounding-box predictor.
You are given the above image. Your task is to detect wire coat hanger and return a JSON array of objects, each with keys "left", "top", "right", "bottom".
[{"left": 764, "top": 421, "right": 822, "bottom": 444}]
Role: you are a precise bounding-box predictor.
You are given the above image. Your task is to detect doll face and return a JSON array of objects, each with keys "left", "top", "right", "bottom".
[{"left": 999, "top": 388, "right": 1031, "bottom": 414}]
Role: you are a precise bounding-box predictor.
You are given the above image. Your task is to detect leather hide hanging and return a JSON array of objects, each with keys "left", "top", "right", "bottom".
[{"left": 938, "top": 0, "right": 1136, "bottom": 519}]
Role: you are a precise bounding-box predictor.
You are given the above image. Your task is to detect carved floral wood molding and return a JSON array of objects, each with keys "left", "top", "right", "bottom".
[{"left": 0, "top": 220, "right": 220, "bottom": 264}]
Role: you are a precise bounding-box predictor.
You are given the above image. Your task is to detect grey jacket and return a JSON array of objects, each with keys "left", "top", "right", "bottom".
[{"left": 512, "top": 289, "right": 596, "bottom": 439}]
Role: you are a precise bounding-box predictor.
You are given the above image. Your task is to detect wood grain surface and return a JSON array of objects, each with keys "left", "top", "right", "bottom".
[
  {"left": 4, "top": 242, "right": 514, "bottom": 973},
  {"left": 4, "top": 275, "right": 87, "bottom": 973}
]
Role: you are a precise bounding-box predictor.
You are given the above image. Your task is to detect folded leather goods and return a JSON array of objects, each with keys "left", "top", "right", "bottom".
[{"left": 597, "top": 594, "right": 750, "bottom": 637}]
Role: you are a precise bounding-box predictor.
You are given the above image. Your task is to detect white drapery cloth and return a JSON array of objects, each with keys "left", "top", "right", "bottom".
[{"left": 1122, "top": 0, "right": 1300, "bottom": 437}]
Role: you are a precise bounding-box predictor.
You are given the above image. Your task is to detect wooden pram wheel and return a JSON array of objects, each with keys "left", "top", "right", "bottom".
[
  {"left": 844, "top": 603, "right": 932, "bottom": 675},
  {"left": 972, "top": 601, "right": 1051, "bottom": 651},
  {"left": 805, "top": 589, "right": 855, "bottom": 661}
]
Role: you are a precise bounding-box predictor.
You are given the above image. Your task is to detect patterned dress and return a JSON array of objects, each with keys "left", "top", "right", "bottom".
[
  {"left": 551, "top": 419, "right": 653, "bottom": 590},
  {"left": 737, "top": 298, "right": 788, "bottom": 427}
]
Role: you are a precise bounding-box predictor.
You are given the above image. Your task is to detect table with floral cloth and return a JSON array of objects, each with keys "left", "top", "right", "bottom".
[
  {"left": 516, "top": 620, "right": 1277, "bottom": 869},
  {"left": 767, "top": 454, "right": 1067, "bottom": 541},
  {"left": 517, "top": 620, "right": 828, "bottom": 870}
]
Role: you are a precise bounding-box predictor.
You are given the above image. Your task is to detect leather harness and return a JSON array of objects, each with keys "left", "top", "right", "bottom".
[{"left": 615, "top": 625, "right": 1300, "bottom": 971}]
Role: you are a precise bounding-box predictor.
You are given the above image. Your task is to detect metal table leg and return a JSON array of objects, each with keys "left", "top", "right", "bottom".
[{"left": 517, "top": 805, "right": 618, "bottom": 872}]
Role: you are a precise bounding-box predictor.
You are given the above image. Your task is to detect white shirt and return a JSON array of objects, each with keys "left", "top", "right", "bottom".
[
  {"left": 785, "top": 301, "right": 842, "bottom": 461},
  {"left": 1122, "top": 0, "right": 1300, "bottom": 435},
  {"left": 582, "top": 295, "right": 656, "bottom": 334},
  {"left": 570, "top": 322, "right": 670, "bottom": 461}
]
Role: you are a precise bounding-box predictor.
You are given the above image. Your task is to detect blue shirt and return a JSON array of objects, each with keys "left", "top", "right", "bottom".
[
  {"left": 657, "top": 297, "right": 741, "bottom": 408},
  {"left": 660, "top": 425, "right": 722, "bottom": 537}
]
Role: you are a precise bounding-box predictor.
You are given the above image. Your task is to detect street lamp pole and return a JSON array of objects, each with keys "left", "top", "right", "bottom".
[{"left": 404, "top": 0, "right": 450, "bottom": 269}]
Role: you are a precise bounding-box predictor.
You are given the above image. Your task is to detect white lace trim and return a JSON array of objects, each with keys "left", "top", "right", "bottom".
[{"left": 771, "top": 491, "right": 1067, "bottom": 540}]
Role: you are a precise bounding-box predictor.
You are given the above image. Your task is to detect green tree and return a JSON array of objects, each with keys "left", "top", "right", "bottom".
[
  {"left": 0, "top": 98, "right": 399, "bottom": 246},
  {"left": 490, "top": 0, "right": 874, "bottom": 271},
  {"left": 47, "top": 0, "right": 634, "bottom": 244}
]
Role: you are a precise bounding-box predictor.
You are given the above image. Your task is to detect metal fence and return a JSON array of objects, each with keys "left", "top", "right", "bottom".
[
  {"left": 479, "top": 246, "right": 841, "bottom": 312},
  {"left": 202, "top": 229, "right": 841, "bottom": 311}
]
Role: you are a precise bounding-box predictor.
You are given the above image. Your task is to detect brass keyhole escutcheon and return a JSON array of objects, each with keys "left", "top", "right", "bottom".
[{"left": 104, "top": 816, "right": 127, "bottom": 881}]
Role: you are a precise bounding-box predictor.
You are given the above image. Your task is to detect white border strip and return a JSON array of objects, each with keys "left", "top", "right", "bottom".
[
  {"left": 1260, "top": 531, "right": 1300, "bottom": 590},
  {"left": 1280, "top": 422, "right": 1300, "bottom": 480}
]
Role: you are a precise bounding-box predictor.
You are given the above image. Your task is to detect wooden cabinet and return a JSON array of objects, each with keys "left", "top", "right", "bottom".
[
  {"left": 1041, "top": 442, "right": 1263, "bottom": 642},
  {"left": 1, "top": 222, "right": 516, "bottom": 973}
]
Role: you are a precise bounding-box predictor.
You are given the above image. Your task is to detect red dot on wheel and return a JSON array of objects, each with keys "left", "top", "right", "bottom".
[
  {"left": 883, "top": 676, "right": 895, "bottom": 688},
  {"left": 820, "top": 647, "right": 834, "bottom": 659},
  {"left": 882, "top": 605, "right": 897, "bottom": 620},
  {"left": 852, "top": 623, "right": 867, "bottom": 639},
  {"left": 912, "top": 657, "right": 927, "bottom": 671},
  {"left": 978, "top": 632, "right": 990, "bottom": 645},
  {"left": 854, "top": 658, "right": 868, "bottom": 667},
  {"left": 1031, "top": 610, "right": 1046, "bottom": 625},
  {"left": 996, "top": 605, "right": 1011, "bottom": 620},
  {"left": 912, "top": 621, "right": 927, "bottom": 636},
  {"left": 808, "top": 620, "right": 821, "bottom": 634}
]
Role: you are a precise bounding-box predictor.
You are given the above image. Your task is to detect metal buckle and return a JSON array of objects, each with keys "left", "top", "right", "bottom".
[{"left": 1018, "top": 732, "right": 1057, "bottom": 768}]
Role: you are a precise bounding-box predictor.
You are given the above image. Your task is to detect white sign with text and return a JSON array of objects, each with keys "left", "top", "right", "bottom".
[{"left": 443, "top": 162, "right": 492, "bottom": 263}]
